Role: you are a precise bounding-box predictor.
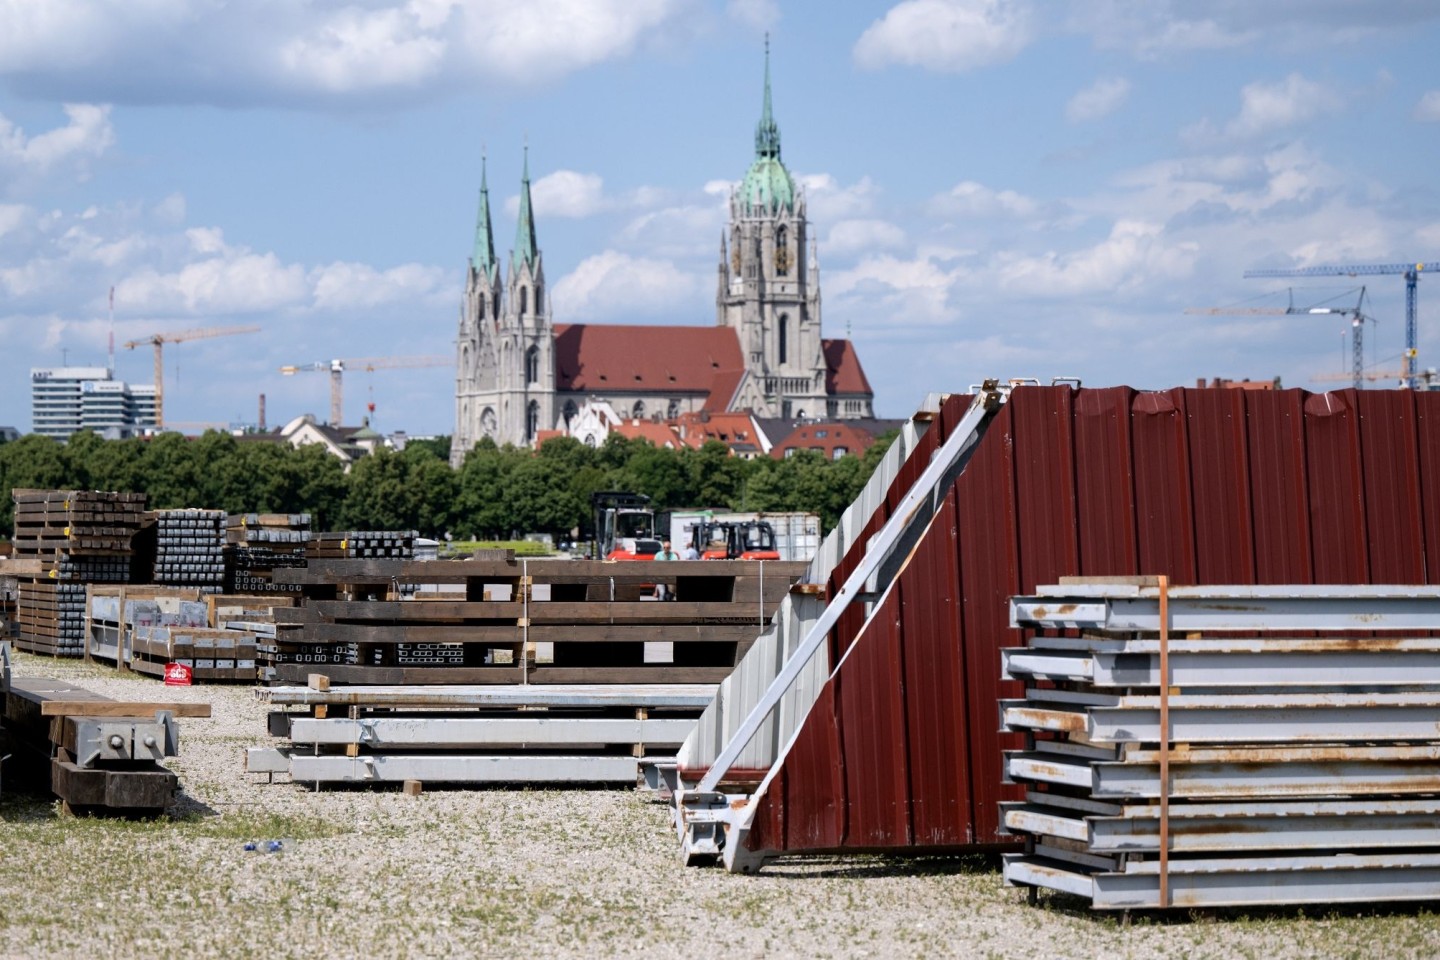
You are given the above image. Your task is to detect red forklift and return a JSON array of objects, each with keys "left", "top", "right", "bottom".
[
  {"left": 591, "top": 492, "right": 662, "bottom": 561},
  {"left": 688, "top": 519, "right": 781, "bottom": 561}
]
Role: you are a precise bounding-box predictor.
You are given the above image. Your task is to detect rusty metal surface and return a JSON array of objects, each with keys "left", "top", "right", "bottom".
[{"left": 747, "top": 384, "right": 1440, "bottom": 859}]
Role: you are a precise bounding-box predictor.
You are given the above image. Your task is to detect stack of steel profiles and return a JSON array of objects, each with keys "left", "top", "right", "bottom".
[
  {"left": 85, "top": 587, "right": 204, "bottom": 667},
  {"left": 152, "top": 509, "right": 226, "bottom": 590},
  {"left": 1000, "top": 580, "right": 1440, "bottom": 910},
  {"left": 1, "top": 668, "right": 209, "bottom": 814},
  {"left": 11, "top": 490, "right": 146, "bottom": 657},
  {"left": 224, "top": 513, "right": 309, "bottom": 594},
  {"left": 260, "top": 557, "right": 804, "bottom": 687},
  {"left": 0, "top": 573, "right": 16, "bottom": 639},
  {"left": 246, "top": 683, "right": 716, "bottom": 786},
  {"left": 306, "top": 530, "right": 417, "bottom": 560}
]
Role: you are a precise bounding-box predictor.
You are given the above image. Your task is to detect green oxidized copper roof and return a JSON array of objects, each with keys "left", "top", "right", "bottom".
[
  {"left": 513, "top": 147, "right": 538, "bottom": 275},
  {"left": 740, "top": 38, "right": 795, "bottom": 213},
  {"left": 472, "top": 155, "right": 497, "bottom": 283}
]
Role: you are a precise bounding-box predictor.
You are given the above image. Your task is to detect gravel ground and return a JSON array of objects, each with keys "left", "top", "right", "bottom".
[{"left": 1, "top": 652, "right": 1436, "bottom": 960}]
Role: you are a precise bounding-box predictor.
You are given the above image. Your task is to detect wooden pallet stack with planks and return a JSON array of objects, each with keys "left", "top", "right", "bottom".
[
  {"left": 10, "top": 490, "right": 147, "bottom": 656},
  {"left": 264, "top": 557, "right": 806, "bottom": 686},
  {"left": 306, "top": 530, "right": 417, "bottom": 560}
]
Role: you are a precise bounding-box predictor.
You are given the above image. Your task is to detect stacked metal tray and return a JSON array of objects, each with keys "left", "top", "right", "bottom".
[{"left": 1000, "top": 580, "right": 1440, "bottom": 910}]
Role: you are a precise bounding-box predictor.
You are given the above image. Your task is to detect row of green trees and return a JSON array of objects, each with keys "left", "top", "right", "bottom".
[{"left": 0, "top": 430, "right": 895, "bottom": 540}]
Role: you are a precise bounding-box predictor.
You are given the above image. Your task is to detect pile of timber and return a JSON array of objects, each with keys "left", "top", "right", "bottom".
[
  {"left": 263, "top": 557, "right": 806, "bottom": 686},
  {"left": 306, "top": 530, "right": 417, "bottom": 560},
  {"left": 1, "top": 643, "right": 210, "bottom": 813},
  {"left": 11, "top": 490, "right": 146, "bottom": 656},
  {"left": 152, "top": 509, "right": 226, "bottom": 590},
  {"left": 245, "top": 556, "right": 808, "bottom": 787},
  {"left": 224, "top": 513, "right": 309, "bottom": 594},
  {"left": 86, "top": 587, "right": 294, "bottom": 683},
  {"left": 1001, "top": 579, "right": 1440, "bottom": 912}
]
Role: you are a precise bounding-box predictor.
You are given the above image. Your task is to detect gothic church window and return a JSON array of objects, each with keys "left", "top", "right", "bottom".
[
  {"left": 526, "top": 400, "right": 539, "bottom": 441},
  {"left": 775, "top": 226, "right": 790, "bottom": 276},
  {"left": 526, "top": 346, "right": 540, "bottom": 384},
  {"left": 667, "top": 398, "right": 681, "bottom": 419},
  {"left": 481, "top": 407, "right": 497, "bottom": 438},
  {"left": 778, "top": 314, "right": 788, "bottom": 365},
  {"left": 632, "top": 400, "right": 646, "bottom": 420},
  {"left": 535, "top": 286, "right": 543, "bottom": 314},
  {"left": 562, "top": 400, "right": 578, "bottom": 426},
  {"left": 520, "top": 286, "right": 528, "bottom": 315}
]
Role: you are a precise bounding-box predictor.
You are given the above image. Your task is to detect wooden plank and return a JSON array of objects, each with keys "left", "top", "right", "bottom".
[
  {"left": 285, "top": 623, "right": 761, "bottom": 644},
  {"left": 39, "top": 701, "right": 211, "bottom": 718},
  {"left": 277, "top": 600, "right": 782, "bottom": 623},
  {"left": 272, "top": 558, "right": 807, "bottom": 583},
  {"left": 269, "top": 664, "right": 736, "bottom": 685}
]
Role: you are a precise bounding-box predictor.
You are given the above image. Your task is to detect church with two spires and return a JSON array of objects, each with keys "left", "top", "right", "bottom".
[{"left": 451, "top": 50, "right": 875, "bottom": 461}]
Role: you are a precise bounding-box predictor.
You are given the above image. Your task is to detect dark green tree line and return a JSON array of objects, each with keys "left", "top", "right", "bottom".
[{"left": 0, "top": 429, "right": 896, "bottom": 540}]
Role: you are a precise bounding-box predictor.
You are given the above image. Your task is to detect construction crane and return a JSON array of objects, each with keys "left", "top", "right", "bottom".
[
  {"left": 123, "top": 324, "right": 261, "bottom": 429},
  {"left": 278, "top": 355, "right": 451, "bottom": 426},
  {"left": 1186, "top": 289, "right": 1371, "bottom": 389},
  {"left": 1244, "top": 262, "right": 1437, "bottom": 388}
]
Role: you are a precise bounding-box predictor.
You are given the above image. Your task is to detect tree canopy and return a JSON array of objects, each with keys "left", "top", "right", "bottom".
[{"left": 0, "top": 429, "right": 898, "bottom": 540}]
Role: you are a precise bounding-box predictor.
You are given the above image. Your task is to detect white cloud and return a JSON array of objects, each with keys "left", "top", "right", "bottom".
[
  {"left": 1184, "top": 73, "right": 1341, "bottom": 144},
  {"left": 1415, "top": 91, "right": 1440, "bottom": 122},
  {"left": 993, "top": 219, "right": 1199, "bottom": 297},
  {"left": 0, "top": 204, "right": 31, "bottom": 240},
  {"left": 854, "top": 0, "right": 1034, "bottom": 73},
  {"left": 552, "top": 250, "right": 702, "bottom": 320},
  {"left": 825, "top": 220, "right": 908, "bottom": 257},
  {"left": 0, "top": 104, "right": 115, "bottom": 184},
  {"left": 526, "top": 170, "right": 608, "bottom": 219},
  {"left": 797, "top": 174, "right": 878, "bottom": 221},
  {"left": 0, "top": 0, "right": 684, "bottom": 107},
  {"left": 1066, "top": 77, "right": 1130, "bottom": 123},
  {"left": 309, "top": 261, "right": 451, "bottom": 310},
  {"left": 726, "top": 0, "right": 780, "bottom": 31},
  {"left": 934, "top": 180, "right": 1037, "bottom": 218}
]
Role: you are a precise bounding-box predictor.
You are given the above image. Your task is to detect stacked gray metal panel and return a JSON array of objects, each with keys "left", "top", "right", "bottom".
[
  {"left": 153, "top": 509, "right": 226, "bottom": 590},
  {"left": 673, "top": 394, "right": 945, "bottom": 777},
  {"left": 224, "top": 513, "right": 309, "bottom": 594},
  {"left": 1000, "top": 581, "right": 1440, "bottom": 910}
]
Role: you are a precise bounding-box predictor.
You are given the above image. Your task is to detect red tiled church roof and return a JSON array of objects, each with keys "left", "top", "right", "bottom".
[
  {"left": 554, "top": 324, "right": 745, "bottom": 395},
  {"left": 822, "top": 339, "right": 872, "bottom": 394}
]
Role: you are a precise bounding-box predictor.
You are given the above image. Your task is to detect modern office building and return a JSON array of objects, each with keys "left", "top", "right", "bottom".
[{"left": 30, "top": 367, "right": 158, "bottom": 440}]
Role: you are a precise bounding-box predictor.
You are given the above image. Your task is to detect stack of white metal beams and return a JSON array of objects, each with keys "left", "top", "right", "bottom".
[{"left": 1001, "top": 580, "right": 1440, "bottom": 911}]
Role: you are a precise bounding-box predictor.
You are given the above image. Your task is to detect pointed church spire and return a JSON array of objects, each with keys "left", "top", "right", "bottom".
[
  {"left": 472, "top": 153, "right": 497, "bottom": 282},
  {"left": 754, "top": 34, "right": 781, "bottom": 160},
  {"left": 513, "top": 146, "right": 538, "bottom": 274}
]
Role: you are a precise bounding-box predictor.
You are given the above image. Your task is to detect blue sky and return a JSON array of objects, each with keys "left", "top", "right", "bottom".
[{"left": 2, "top": 0, "right": 1439, "bottom": 435}]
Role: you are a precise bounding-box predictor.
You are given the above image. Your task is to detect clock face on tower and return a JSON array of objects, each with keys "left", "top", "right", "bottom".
[{"left": 773, "top": 245, "right": 791, "bottom": 276}]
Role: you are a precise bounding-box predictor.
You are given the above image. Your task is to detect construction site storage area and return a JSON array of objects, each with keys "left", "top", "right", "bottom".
[{"left": 7, "top": 378, "right": 1440, "bottom": 939}]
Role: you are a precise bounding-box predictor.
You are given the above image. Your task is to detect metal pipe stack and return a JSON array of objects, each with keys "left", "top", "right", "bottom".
[{"left": 1000, "top": 579, "right": 1440, "bottom": 911}]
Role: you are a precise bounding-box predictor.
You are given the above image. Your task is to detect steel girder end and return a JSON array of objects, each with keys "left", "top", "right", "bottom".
[{"left": 675, "top": 789, "right": 738, "bottom": 867}]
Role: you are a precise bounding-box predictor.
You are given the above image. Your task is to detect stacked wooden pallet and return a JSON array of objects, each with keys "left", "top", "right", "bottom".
[
  {"left": 263, "top": 557, "right": 805, "bottom": 686},
  {"left": 1, "top": 652, "right": 210, "bottom": 814},
  {"left": 152, "top": 509, "right": 226, "bottom": 590},
  {"left": 1000, "top": 579, "right": 1440, "bottom": 911},
  {"left": 245, "top": 556, "right": 808, "bottom": 787},
  {"left": 224, "top": 513, "right": 309, "bottom": 594},
  {"left": 11, "top": 490, "right": 146, "bottom": 656}
]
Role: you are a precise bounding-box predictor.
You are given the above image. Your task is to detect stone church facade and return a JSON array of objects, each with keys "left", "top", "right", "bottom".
[{"left": 452, "top": 49, "right": 874, "bottom": 465}]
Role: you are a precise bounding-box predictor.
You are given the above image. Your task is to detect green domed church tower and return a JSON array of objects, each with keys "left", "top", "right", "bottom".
[{"left": 718, "top": 40, "right": 829, "bottom": 420}]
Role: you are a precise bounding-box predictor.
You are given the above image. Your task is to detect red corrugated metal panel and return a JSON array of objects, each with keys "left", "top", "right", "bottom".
[
  {"left": 1131, "top": 389, "right": 1198, "bottom": 584},
  {"left": 1357, "top": 391, "right": 1425, "bottom": 584},
  {"left": 1416, "top": 393, "right": 1440, "bottom": 585},
  {"left": 836, "top": 586, "right": 910, "bottom": 848},
  {"left": 1185, "top": 388, "right": 1256, "bottom": 585},
  {"left": 745, "top": 386, "right": 1440, "bottom": 860},
  {"left": 1245, "top": 390, "right": 1312, "bottom": 585},
  {"left": 1304, "top": 390, "right": 1369, "bottom": 584},
  {"left": 956, "top": 399, "right": 1021, "bottom": 845},
  {"left": 899, "top": 491, "right": 973, "bottom": 846},
  {"left": 1013, "top": 387, "right": 1079, "bottom": 592},
  {"left": 1074, "top": 387, "right": 1138, "bottom": 576}
]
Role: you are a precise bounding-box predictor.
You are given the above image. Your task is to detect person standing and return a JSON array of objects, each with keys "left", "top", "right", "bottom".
[{"left": 654, "top": 540, "right": 679, "bottom": 599}]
